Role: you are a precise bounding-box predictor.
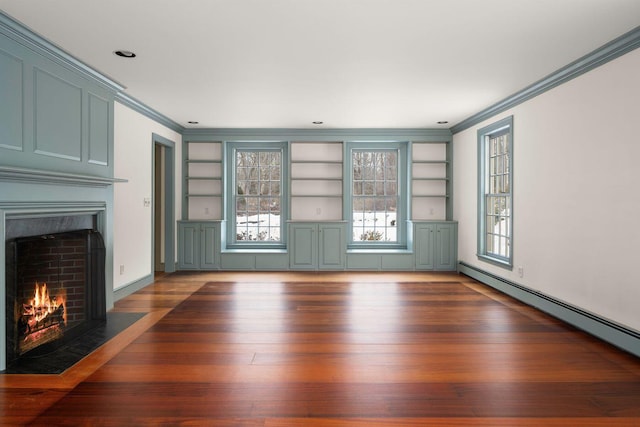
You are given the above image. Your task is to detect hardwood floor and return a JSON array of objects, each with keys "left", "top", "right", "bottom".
[{"left": 2, "top": 271, "right": 640, "bottom": 426}]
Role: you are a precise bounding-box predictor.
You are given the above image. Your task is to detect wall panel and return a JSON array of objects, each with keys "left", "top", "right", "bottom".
[
  {"left": 0, "top": 48, "right": 23, "bottom": 151},
  {"left": 33, "top": 68, "right": 82, "bottom": 161},
  {"left": 88, "top": 92, "right": 109, "bottom": 166}
]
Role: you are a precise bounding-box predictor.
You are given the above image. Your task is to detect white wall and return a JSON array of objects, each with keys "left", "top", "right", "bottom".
[
  {"left": 113, "top": 102, "right": 182, "bottom": 290},
  {"left": 454, "top": 48, "right": 640, "bottom": 332}
]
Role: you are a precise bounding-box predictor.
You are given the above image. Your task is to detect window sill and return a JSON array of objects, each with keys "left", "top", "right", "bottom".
[
  {"left": 223, "top": 248, "right": 287, "bottom": 254},
  {"left": 348, "top": 248, "right": 412, "bottom": 254},
  {"left": 477, "top": 254, "right": 513, "bottom": 270}
]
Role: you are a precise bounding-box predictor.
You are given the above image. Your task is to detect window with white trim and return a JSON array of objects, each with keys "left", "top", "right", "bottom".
[
  {"left": 226, "top": 141, "right": 287, "bottom": 248},
  {"left": 346, "top": 141, "right": 408, "bottom": 248},
  {"left": 478, "top": 116, "right": 513, "bottom": 267}
]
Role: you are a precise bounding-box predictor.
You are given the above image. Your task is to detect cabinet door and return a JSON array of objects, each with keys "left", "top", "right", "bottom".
[
  {"left": 178, "top": 222, "right": 200, "bottom": 270},
  {"left": 435, "top": 223, "right": 456, "bottom": 271},
  {"left": 200, "top": 223, "right": 218, "bottom": 269},
  {"left": 415, "top": 224, "right": 435, "bottom": 270},
  {"left": 290, "top": 224, "right": 317, "bottom": 269},
  {"left": 318, "top": 223, "right": 345, "bottom": 269}
]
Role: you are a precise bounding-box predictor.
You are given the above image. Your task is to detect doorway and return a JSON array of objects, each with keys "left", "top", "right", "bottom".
[{"left": 152, "top": 133, "right": 176, "bottom": 275}]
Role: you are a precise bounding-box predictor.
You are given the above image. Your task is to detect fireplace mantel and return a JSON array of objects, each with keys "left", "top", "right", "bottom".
[{"left": 0, "top": 166, "right": 127, "bottom": 188}]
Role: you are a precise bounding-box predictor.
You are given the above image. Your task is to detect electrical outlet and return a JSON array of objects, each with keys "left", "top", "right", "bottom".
[
  {"left": 120, "top": 265, "right": 125, "bottom": 275},
  {"left": 316, "top": 208, "right": 322, "bottom": 215},
  {"left": 205, "top": 207, "right": 210, "bottom": 215},
  {"left": 518, "top": 266, "right": 524, "bottom": 278},
  {"left": 143, "top": 197, "right": 151, "bottom": 207}
]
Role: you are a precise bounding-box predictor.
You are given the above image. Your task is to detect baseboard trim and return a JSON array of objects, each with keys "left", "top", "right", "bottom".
[
  {"left": 458, "top": 262, "right": 640, "bottom": 358},
  {"left": 113, "top": 274, "right": 154, "bottom": 302}
]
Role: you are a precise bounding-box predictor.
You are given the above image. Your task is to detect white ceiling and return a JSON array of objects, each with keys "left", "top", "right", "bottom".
[{"left": 1, "top": 0, "right": 639, "bottom": 129}]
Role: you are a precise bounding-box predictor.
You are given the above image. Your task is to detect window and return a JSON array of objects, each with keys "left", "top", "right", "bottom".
[
  {"left": 478, "top": 116, "right": 513, "bottom": 268},
  {"left": 226, "top": 141, "right": 288, "bottom": 248},
  {"left": 346, "top": 141, "right": 408, "bottom": 248}
]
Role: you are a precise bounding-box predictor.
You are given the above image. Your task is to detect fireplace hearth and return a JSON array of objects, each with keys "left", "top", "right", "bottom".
[{"left": 5, "top": 227, "right": 106, "bottom": 369}]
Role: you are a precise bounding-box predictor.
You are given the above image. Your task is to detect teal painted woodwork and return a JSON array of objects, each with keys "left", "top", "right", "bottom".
[
  {"left": 224, "top": 140, "right": 289, "bottom": 249},
  {"left": 1, "top": 20, "right": 116, "bottom": 177},
  {"left": 255, "top": 254, "right": 289, "bottom": 270},
  {"left": 414, "top": 221, "right": 457, "bottom": 271},
  {"left": 178, "top": 222, "right": 198, "bottom": 269},
  {"left": 183, "top": 128, "right": 452, "bottom": 143},
  {"left": 88, "top": 93, "right": 109, "bottom": 166},
  {"left": 346, "top": 253, "right": 380, "bottom": 270},
  {"left": 318, "top": 224, "right": 346, "bottom": 269},
  {"left": 434, "top": 223, "right": 457, "bottom": 270},
  {"left": 152, "top": 133, "right": 176, "bottom": 274},
  {"left": 201, "top": 224, "right": 217, "bottom": 269},
  {"left": 477, "top": 116, "right": 513, "bottom": 269},
  {"left": 451, "top": 26, "right": 640, "bottom": 134},
  {"left": 219, "top": 253, "right": 288, "bottom": 270},
  {"left": 116, "top": 92, "right": 183, "bottom": 133},
  {"left": 0, "top": 12, "right": 123, "bottom": 93},
  {"left": 288, "top": 222, "right": 346, "bottom": 270},
  {"left": 177, "top": 221, "right": 220, "bottom": 270},
  {"left": 177, "top": 220, "right": 457, "bottom": 271},
  {"left": 34, "top": 68, "right": 82, "bottom": 161},
  {"left": 380, "top": 253, "right": 414, "bottom": 270},
  {"left": 458, "top": 262, "right": 640, "bottom": 358},
  {"left": 414, "top": 223, "right": 435, "bottom": 270},
  {"left": 289, "top": 223, "right": 316, "bottom": 269},
  {"left": 0, "top": 48, "right": 23, "bottom": 150},
  {"left": 343, "top": 141, "right": 409, "bottom": 249},
  {"left": 221, "top": 253, "right": 256, "bottom": 270}
]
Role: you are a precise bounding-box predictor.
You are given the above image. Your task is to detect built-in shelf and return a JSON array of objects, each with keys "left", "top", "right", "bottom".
[
  {"left": 290, "top": 141, "right": 343, "bottom": 221},
  {"left": 183, "top": 141, "right": 223, "bottom": 220},
  {"left": 411, "top": 141, "right": 451, "bottom": 221}
]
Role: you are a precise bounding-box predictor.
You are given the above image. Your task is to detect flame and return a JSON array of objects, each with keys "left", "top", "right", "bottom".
[{"left": 23, "top": 282, "right": 67, "bottom": 326}]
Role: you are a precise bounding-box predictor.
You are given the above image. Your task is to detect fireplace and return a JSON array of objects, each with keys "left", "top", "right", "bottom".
[{"left": 5, "top": 220, "right": 106, "bottom": 368}]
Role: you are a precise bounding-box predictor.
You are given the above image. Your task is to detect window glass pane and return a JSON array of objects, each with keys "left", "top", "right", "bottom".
[
  {"left": 364, "top": 181, "right": 374, "bottom": 196},
  {"left": 385, "top": 181, "right": 397, "bottom": 195},
  {"left": 353, "top": 181, "right": 362, "bottom": 196},
  {"left": 234, "top": 149, "right": 282, "bottom": 243},
  {"left": 480, "top": 120, "right": 513, "bottom": 263},
  {"left": 351, "top": 149, "right": 398, "bottom": 244}
]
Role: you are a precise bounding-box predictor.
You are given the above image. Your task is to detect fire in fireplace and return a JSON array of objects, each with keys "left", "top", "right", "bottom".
[
  {"left": 19, "top": 282, "right": 67, "bottom": 354},
  {"left": 5, "top": 228, "right": 106, "bottom": 367}
]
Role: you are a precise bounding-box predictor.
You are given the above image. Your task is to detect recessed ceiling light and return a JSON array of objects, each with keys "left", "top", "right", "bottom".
[
  {"left": 114, "top": 50, "right": 136, "bottom": 58},
  {"left": 312, "top": 121, "right": 324, "bottom": 125},
  {"left": 187, "top": 121, "right": 199, "bottom": 124},
  {"left": 437, "top": 121, "right": 449, "bottom": 125}
]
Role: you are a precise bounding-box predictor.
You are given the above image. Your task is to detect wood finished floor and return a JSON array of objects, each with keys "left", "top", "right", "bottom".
[{"left": 2, "top": 271, "right": 640, "bottom": 426}]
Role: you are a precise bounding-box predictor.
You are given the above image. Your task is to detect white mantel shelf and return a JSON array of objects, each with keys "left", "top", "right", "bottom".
[{"left": 0, "top": 166, "right": 127, "bottom": 187}]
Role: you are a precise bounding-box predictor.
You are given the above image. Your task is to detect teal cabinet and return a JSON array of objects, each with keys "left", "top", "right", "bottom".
[
  {"left": 415, "top": 222, "right": 457, "bottom": 271},
  {"left": 290, "top": 223, "right": 316, "bottom": 269},
  {"left": 318, "top": 223, "right": 346, "bottom": 269},
  {"left": 178, "top": 221, "right": 219, "bottom": 270},
  {"left": 289, "top": 222, "right": 346, "bottom": 270}
]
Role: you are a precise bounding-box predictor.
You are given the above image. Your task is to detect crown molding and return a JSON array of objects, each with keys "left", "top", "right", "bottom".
[
  {"left": 0, "top": 11, "right": 125, "bottom": 93},
  {"left": 115, "top": 93, "right": 185, "bottom": 134},
  {"left": 182, "top": 128, "right": 452, "bottom": 142},
  {"left": 451, "top": 25, "right": 640, "bottom": 134}
]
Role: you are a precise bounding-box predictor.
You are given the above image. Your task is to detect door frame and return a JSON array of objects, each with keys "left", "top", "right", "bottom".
[{"left": 152, "top": 133, "right": 176, "bottom": 273}]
